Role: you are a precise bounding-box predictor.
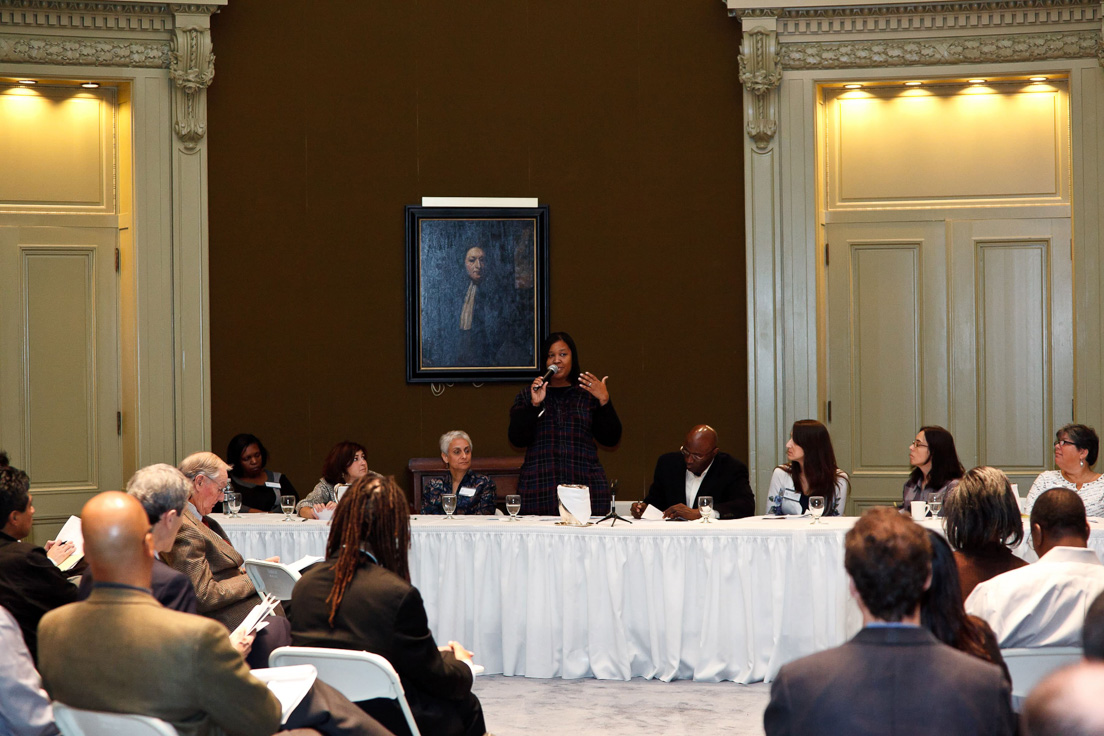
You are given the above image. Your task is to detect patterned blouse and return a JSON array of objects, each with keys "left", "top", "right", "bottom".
[
  {"left": 296, "top": 478, "right": 337, "bottom": 511},
  {"left": 1025, "top": 469, "right": 1104, "bottom": 517},
  {"left": 765, "top": 466, "right": 849, "bottom": 516},
  {"left": 421, "top": 472, "right": 497, "bottom": 515}
]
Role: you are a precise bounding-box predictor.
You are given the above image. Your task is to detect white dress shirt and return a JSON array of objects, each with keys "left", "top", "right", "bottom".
[
  {"left": 965, "top": 545, "right": 1104, "bottom": 648},
  {"left": 685, "top": 459, "right": 714, "bottom": 508},
  {"left": 0, "top": 605, "right": 58, "bottom": 736}
]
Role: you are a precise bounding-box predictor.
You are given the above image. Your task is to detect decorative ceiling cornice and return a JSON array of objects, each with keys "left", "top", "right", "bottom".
[
  {"left": 0, "top": 1, "right": 222, "bottom": 33},
  {"left": 0, "top": 31, "right": 169, "bottom": 66}
]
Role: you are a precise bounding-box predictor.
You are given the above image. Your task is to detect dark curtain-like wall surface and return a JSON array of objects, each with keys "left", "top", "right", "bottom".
[{"left": 207, "top": 0, "right": 748, "bottom": 501}]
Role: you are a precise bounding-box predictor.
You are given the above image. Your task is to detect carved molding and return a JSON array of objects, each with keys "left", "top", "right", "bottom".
[
  {"left": 738, "top": 27, "right": 783, "bottom": 152},
  {"left": 0, "top": 1, "right": 176, "bottom": 32},
  {"left": 169, "top": 22, "right": 213, "bottom": 151},
  {"left": 781, "top": 29, "right": 1102, "bottom": 69},
  {"left": 0, "top": 32, "right": 169, "bottom": 66}
]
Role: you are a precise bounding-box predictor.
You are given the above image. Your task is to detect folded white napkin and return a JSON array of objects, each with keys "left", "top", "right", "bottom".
[{"left": 557, "top": 485, "right": 591, "bottom": 525}]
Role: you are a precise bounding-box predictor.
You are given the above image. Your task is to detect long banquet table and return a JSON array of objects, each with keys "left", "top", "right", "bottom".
[{"left": 213, "top": 513, "right": 1104, "bottom": 683}]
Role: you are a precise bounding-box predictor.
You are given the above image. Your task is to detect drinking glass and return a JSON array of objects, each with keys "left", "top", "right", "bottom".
[
  {"left": 928, "top": 499, "right": 943, "bottom": 518},
  {"left": 225, "top": 491, "right": 242, "bottom": 518},
  {"left": 442, "top": 494, "right": 458, "bottom": 520},
  {"left": 698, "top": 496, "right": 713, "bottom": 523},
  {"left": 280, "top": 495, "right": 296, "bottom": 522},
  {"left": 506, "top": 494, "right": 521, "bottom": 521},
  {"left": 809, "top": 496, "right": 826, "bottom": 525}
]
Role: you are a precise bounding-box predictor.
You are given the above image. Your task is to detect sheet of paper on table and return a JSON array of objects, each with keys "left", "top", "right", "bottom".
[
  {"left": 251, "top": 665, "right": 317, "bottom": 723},
  {"left": 640, "top": 504, "right": 664, "bottom": 521},
  {"left": 54, "top": 516, "right": 85, "bottom": 571}
]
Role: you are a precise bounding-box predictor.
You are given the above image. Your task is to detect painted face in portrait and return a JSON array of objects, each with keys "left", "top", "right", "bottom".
[{"left": 465, "top": 247, "right": 485, "bottom": 283}]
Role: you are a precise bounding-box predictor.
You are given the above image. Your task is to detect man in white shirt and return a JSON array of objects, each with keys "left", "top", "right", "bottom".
[{"left": 965, "top": 487, "right": 1104, "bottom": 648}]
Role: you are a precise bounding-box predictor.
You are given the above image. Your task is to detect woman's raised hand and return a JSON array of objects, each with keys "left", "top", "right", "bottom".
[
  {"left": 578, "top": 371, "right": 610, "bottom": 405},
  {"left": 530, "top": 376, "right": 548, "bottom": 406}
]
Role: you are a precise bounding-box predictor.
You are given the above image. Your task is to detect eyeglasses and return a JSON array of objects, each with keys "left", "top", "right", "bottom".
[
  {"left": 1054, "top": 440, "right": 1078, "bottom": 449},
  {"left": 680, "top": 446, "right": 714, "bottom": 462},
  {"left": 203, "top": 474, "right": 231, "bottom": 494},
  {"left": 909, "top": 440, "right": 928, "bottom": 449}
]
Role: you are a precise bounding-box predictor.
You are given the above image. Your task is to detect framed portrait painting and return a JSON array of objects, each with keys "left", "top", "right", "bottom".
[{"left": 405, "top": 205, "right": 550, "bottom": 382}]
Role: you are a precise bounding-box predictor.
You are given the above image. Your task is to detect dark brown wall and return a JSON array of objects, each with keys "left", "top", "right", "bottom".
[{"left": 207, "top": 0, "right": 747, "bottom": 502}]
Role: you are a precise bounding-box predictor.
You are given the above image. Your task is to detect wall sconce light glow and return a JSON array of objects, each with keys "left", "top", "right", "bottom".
[
  {"left": 17, "top": 79, "right": 37, "bottom": 85},
  {"left": 1029, "top": 76, "right": 1047, "bottom": 82},
  {"left": 80, "top": 82, "right": 100, "bottom": 88},
  {"left": 905, "top": 81, "right": 922, "bottom": 87},
  {"left": 844, "top": 83, "right": 863, "bottom": 89},
  {"left": 968, "top": 79, "right": 986, "bottom": 84}
]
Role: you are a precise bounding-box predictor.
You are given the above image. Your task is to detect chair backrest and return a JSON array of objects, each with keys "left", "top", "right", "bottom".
[
  {"left": 269, "top": 646, "right": 421, "bottom": 736},
  {"left": 53, "top": 703, "right": 178, "bottom": 736},
  {"left": 1001, "top": 646, "right": 1083, "bottom": 702},
  {"left": 243, "top": 559, "right": 301, "bottom": 600}
]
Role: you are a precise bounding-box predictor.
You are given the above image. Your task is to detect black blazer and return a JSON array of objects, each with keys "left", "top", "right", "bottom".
[
  {"left": 641, "top": 451, "right": 755, "bottom": 519},
  {"left": 291, "top": 558, "right": 480, "bottom": 736},
  {"left": 764, "top": 626, "right": 1015, "bottom": 736},
  {"left": 78, "top": 558, "right": 198, "bottom": 614},
  {"left": 0, "top": 532, "right": 80, "bottom": 662}
]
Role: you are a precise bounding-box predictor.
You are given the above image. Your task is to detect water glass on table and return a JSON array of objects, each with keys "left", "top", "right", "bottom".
[
  {"left": 928, "top": 499, "right": 943, "bottom": 518},
  {"left": 280, "top": 495, "right": 296, "bottom": 521},
  {"left": 698, "top": 496, "right": 713, "bottom": 523},
  {"left": 225, "top": 491, "right": 242, "bottom": 518},
  {"left": 442, "top": 493, "right": 458, "bottom": 520},
  {"left": 506, "top": 494, "right": 521, "bottom": 521},
  {"left": 809, "top": 495, "right": 826, "bottom": 525}
]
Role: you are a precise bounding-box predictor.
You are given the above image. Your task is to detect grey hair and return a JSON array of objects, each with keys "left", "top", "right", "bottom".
[
  {"left": 439, "top": 430, "right": 473, "bottom": 456},
  {"left": 178, "top": 451, "right": 231, "bottom": 486},
  {"left": 126, "top": 463, "right": 190, "bottom": 524}
]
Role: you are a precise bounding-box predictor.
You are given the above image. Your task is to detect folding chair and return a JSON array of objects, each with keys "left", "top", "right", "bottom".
[
  {"left": 53, "top": 702, "right": 178, "bottom": 736},
  {"left": 1000, "top": 646, "right": 1083, "bottom": 708},
  {"left": 269, "top": 646, "right": 421, "bottom": 735},
  {"left": 243, "top": 559, "right": 301, "bottom": 600}
]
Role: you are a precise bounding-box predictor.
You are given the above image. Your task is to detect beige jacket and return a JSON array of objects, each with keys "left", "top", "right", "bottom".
[{"left": 38, "top": 587, "right": 281, "bottom": 736}]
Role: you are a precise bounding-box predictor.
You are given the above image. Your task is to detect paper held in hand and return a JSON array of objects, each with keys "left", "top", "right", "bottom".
[
  {"left": 250, "top": 665, "right": 317, "bottom": 723},
  {"left": 54, "top": 516, "right": 85, "bottom": 572},
  {"left": 232, "top": 593, "right": 280, "bottom": 639}
]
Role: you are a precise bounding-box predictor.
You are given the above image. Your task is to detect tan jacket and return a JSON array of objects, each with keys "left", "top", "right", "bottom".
[
  {"left": 163, "top": 506, "right": 258, "bottom": 630},
  {"left": 38, "top": 587, "right": 281, "bottom": 736}
]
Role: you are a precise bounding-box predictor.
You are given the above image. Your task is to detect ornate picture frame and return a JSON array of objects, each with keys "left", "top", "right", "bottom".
[{"left": 405, "top": 205, "right": 550, "bottom": 383}]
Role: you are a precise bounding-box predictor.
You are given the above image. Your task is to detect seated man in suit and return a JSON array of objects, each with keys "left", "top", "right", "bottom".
[
  {"left": 164, "top": 452, "right": 291, "bottom": 668},
  {"left": 965, "top": 488, "right": 1104, "bottom": 648},
  {"left": 0, "top": 453, "right": 79, "bottom": 663},
  {"left": 764, "top": 507, "right": 1014, "bottom": 736},
  {"left": 631, "top": 425, "right": 755, "bottom": 520},
  {"left": 38, "top": 492, "right": 391, "bottom": 736},
  {"left": 1022, "top": 662, "right": 1104, "bottom": 736}
]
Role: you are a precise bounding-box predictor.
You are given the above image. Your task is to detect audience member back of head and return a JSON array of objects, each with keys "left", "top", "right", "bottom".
[{"left": 1021, "top": 663, "right": 1104, "bottom": 736}]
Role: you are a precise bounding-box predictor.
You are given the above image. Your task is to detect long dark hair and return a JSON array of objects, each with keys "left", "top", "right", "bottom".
[
  {"left": 921, "top": 530, "right": 1002, "bottom": 669},
  {"left": 785, "top": 419, "right": 844, "bottom": 512},
  {"left": 323, "top": 473, "right": 411, "bottom": 626},
  {"left": 540, "top": 331, "right": 581, "bottom": 385},
  {"left": 908, "top": 425, "right": 964, "bottom": 490},
  {"left": 226, "top": 433, "right": 267, "bottom": 478}
]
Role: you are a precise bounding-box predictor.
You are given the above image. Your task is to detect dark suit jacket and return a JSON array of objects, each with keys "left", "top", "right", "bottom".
[
  {"left": 78, "top": 558, "right": 197, "bottom": 613},
  {"left": 291, "top": 558, "right": 480, "bottom": 736},
  {"left": 642, "top": 451, "right": 755, "bottom": 519},
  {"left": 0, "top": 532, "right": 79, "bottom": 663},
  {"left": 764, "top": 626, "right": 1015, "bottom": 736}
]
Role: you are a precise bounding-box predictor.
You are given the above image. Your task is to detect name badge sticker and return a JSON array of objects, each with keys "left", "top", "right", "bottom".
[
  {"left": 265, "top": 481, "right": 282, "bottom": 489},
  {"left": 459, "top": 486, "right": 476, "bottom": 497}
]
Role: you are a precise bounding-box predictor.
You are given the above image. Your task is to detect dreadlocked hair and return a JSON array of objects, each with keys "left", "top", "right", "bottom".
[{"left": 324, "top": 472, "right": 411, "bottom": 627}]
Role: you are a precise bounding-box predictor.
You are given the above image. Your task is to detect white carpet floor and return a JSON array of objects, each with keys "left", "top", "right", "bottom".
[{"left": 473, "top": 675, "right": 772, "bottom": 736}]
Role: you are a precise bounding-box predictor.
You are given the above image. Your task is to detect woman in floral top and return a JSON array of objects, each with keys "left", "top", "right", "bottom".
[{"left": 421, "top": 430, "right": 497, "bottom": 515}]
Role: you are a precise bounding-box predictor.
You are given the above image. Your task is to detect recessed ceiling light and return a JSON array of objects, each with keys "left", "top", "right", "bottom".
[
  {"left": 81, "top": 82, "right": 100, "bottom": 89},
  {"left": 968, "top": 79, "right": 986, "bottom": 84},
  {"left": 1029, "top": 76, "right": 1047, "bottom": 82},
  {"left": 905, "top": 81, "right": 922, "bottom": 87},
  {"left": 844, "top": 83, "right": 863, "bottom": 89},
  {"left": 17, "top": 80, "right": 36, "bottom": 85}
]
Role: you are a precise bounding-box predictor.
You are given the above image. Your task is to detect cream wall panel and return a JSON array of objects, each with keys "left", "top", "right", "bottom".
[
  {"left": 976, "top": 243, "right": 1048, "bottom": 469},
  {"left": 23, "top": 249, "right": 96, "bottom": 485},
  {"left": 0, "top": 86, "right": 113, "bottom": 210}
]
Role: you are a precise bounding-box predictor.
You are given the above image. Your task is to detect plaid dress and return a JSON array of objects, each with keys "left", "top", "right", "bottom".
[{"left": 509, "top": 384, "right": 622, "bottom": 516}]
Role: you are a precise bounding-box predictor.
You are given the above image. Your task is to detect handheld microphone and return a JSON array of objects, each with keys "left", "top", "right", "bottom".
[{"left": 540, "top": 364, "right": 559, "bottom": 383}]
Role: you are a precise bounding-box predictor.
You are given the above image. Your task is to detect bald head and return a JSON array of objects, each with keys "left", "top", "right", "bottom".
[
  {"left": 1022, "top": 663, "right": 1104, "bottom": 736},
  {"left": 81, "top": 491, "right": 154, "bottom": 587},
  {"left": 683, "top": 425, "right": 719, "bottom": 476}
]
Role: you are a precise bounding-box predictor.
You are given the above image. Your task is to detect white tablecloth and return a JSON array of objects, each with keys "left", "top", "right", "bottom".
[{"left": 211, "top": 513, "right": 1104, "bottom": 683}]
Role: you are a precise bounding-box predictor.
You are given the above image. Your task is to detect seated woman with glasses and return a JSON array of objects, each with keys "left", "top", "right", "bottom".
[
  {"left": 421, "top": 430, "right": 496, "bottom": 515},
  {"left": 290, "top": 474, "right": 487, "bottom": 736},
  {"left": 765, "top": 419, "right": 849, "bottom": 516},
  {"left": 1025, "top": 423, "right": 1104, "bottom": 516},
  {"left": 902, "top": 426, "right": 964, "bottom": 509}
]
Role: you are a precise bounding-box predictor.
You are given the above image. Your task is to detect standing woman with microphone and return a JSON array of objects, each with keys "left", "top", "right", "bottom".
[{"left": 509, "top": 331, "right": 622, "bottom": 516}]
